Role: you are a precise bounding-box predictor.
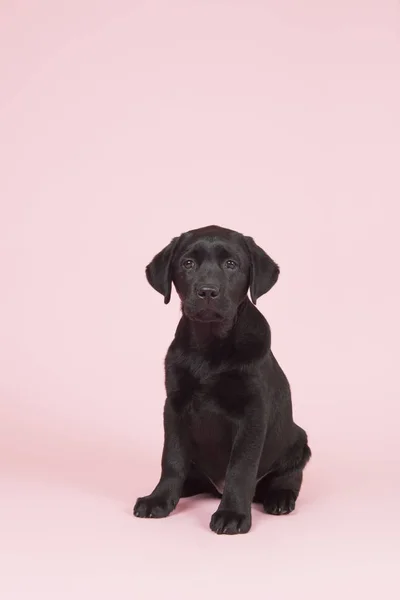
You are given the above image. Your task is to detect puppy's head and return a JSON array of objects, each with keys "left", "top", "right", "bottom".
[{"left": 146, "top": 225, "right": 279, "bottom": 322}]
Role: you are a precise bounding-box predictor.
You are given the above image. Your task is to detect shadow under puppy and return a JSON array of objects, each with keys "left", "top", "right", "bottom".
[{"left": 134, "top": 225, "right": 311, "bottom": 534}]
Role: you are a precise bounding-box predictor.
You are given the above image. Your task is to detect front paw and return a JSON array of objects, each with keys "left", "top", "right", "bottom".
[
  {"left": 133, "top": 495, "right": 178, "bottom": 519},
  {"left": 210, "top": 510, "right": 251, "bottom": 535}
]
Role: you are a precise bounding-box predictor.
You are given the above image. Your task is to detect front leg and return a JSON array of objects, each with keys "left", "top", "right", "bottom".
[
  {"left": 134, "top": 400, "right": 190, "bottom": 519},
  {"left": 210, "top": 400, "right": 267, "bottom": 535}
]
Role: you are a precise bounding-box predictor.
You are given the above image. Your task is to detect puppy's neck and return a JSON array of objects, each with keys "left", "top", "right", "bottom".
[{"left": 185, "top": 319, "right": 234, "bottom": 346}]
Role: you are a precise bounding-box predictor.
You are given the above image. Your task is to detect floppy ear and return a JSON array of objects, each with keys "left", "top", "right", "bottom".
[
  {"left": 145, "top": 237, "right": 180, "bottom": 304},
  {"left": 244, "top": 236, "right": 280, "bottom": 304}
]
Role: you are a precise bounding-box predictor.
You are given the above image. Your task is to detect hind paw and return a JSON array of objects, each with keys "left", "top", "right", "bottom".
[{"left": 263, "top": 489, "right": 297, "bottom": 515}]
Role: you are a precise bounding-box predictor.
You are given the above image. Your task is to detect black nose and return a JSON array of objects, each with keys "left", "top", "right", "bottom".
[{"left": 197, "top": 285, "right": 220, "bottom": 300}]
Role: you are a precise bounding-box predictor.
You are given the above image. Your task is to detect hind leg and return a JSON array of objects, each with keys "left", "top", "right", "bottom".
[
  {"left": 255, "top": 442, "right": 311, "bottom": 515},
  {"left": 256, "top": 469, "right": 303, "bottom": 515}
]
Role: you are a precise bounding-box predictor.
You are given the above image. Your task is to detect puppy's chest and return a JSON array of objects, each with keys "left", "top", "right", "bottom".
[
  {"left": 168, "top": 360, "right": 249, "bottom": 493},
  {"left": 183, "top": 381, "right": 236, "bottom": 491},
  {"left": 169, "top": 358, "right": 249, "bottom": 416}
]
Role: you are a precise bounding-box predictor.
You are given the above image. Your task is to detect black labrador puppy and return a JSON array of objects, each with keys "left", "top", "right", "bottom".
[{"left": 134, "top": 225, "right": 311, "bottom": 534}]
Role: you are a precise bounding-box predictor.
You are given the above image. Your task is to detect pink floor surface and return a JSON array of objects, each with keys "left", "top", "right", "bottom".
[{"left": 1, "top": 418, "right": 399, "bottom": 600}]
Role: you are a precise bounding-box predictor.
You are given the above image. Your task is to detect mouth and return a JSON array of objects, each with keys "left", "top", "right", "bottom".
[{"left": 185, "top": 307, "right": 225, "bottom": 323}]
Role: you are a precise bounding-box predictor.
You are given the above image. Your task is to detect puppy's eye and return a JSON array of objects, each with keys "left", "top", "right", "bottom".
[
  {"left": 182, "top": 259, "right": 195, "bottom": 270},
  {"left": 225, "top": 260, "right": 237, "bottom": 269}
]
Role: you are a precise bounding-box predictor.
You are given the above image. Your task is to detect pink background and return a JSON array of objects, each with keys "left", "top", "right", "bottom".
[{"left": 1, "top": 1, "right": 399, "bottom": 598}]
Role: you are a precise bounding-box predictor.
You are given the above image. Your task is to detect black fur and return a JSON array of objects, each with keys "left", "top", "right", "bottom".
[{"left": 134, "top": 225, "right": 311, "bottom": 534}]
